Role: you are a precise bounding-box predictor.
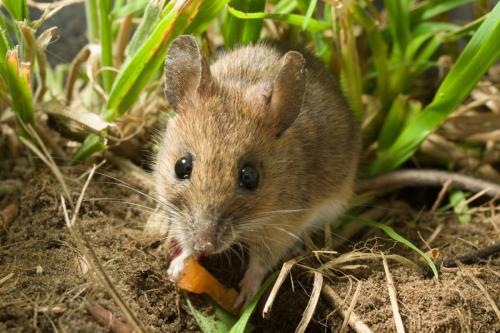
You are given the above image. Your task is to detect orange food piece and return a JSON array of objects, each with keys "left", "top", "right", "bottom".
[{"left": 177, "top": 256, "right": 239, "bottom": 314}]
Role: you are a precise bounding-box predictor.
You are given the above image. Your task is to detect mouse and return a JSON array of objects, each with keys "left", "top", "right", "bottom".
[{"left": 153, "top": 35, "right": 361, "bottom": 309}]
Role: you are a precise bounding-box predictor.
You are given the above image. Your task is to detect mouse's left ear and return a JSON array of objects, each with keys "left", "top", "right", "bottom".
[
  {"left": 268, "top": 51, "right": 306, "bottom": 136},
  {"left": 164, "top": 35, "right": 212, "bottom": 111}
]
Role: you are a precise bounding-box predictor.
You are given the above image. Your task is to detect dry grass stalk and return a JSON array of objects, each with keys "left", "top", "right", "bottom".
[
  {"left": 60, "top": 165, "right": 146, "bottom": 333},
  {"left": 19, "top": 124, "right": 73, "bottom": 206},
  {"left": 431, "top": 179, "right": 452, "bottom": 213},
  {"left": 65, "top": 46, "right": 91, "bottom": 105},
  {"left": 0, "top": 272, "right": 15, "bottom": 287},
  {"left": 262, "top": 258, "right": 298, "bottom": 319},
  {"left": 459, "top": 265, "right": 500, "bottom": 322},
  {"left": 88, "top": 303, "right": 133, "bottom": 333},
  {"left": 420, "top": 134, "right": 499, "bottom": 179},
  {"left": 339, "top": 281, "right": 362, "bottom": 333},
  {"left": 318, "top": 251, "right": 419, "bottom": 272},
  {"left": 295, "top": 271, "right": 323, "bottom": 333},
  {"left": 381, "top": 253, "right": 406, "bottom": 333},
  {"left": 319, "top": 280, "right": 373, "bottom": 333}
]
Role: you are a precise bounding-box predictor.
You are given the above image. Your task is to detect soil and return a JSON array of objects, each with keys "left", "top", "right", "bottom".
[{"left": 1, "top": 160, "right": 499, "bottom": 333}]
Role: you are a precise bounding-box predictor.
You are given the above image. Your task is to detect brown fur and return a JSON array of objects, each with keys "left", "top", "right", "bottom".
[{"left": 154, "top": 35, "right": 361, "bottom": 302}]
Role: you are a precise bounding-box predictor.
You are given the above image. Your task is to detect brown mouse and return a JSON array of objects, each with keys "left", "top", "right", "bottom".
[{"left": 153, "top": 35, "right": 361, "bottom": 308}]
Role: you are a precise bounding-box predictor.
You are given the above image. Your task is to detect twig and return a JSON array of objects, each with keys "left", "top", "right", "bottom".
[
  {"left": 421, "top": 241, "right": 500, "bottom": 277},
  {"left": 295, "top": 271, "right": 323, "bottom": 333},
  {"left": 339, "top": 281, "right": 364, "bottom": 333},
  {"left": 459, "top": 265, "right": 500, "bottom": 322},
  {"left": 61, "top": 165, "right": 146, "bottom": 333},
  {"left": 0, "top": 272, "right": 15, "bottom": 287},
  {"left": 88, "top": 303, "right": 133, "bottom": 333},
  {"left": 382, "top": 253, "right": 405, "bottom": 333},
  {"left": 0, "top": 203, "right": 18, "bottom": 235},
  {"left": 431, "top": 179, "right": 452, "bottom": 213},
  {"left": 425, "top": 224, "right": 444, "bottom": 248},
  {"left": 357, "top": 169, "right": 500, "bottom": 197},
  {"left": 262, "top": 258, "right": 298, "bottom": 318},
  {"left": 322, "top": 283, "right": 373, "bottom": 333}
]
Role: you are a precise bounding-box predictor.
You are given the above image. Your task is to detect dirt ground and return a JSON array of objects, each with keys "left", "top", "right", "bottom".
[{"left": 1, "top": 162, "right": 499, "bottom": 333}]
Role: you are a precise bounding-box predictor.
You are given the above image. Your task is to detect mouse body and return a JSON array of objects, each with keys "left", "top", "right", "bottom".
[{"left": 154, "top": 35, "right": 361, "bottom": 308}]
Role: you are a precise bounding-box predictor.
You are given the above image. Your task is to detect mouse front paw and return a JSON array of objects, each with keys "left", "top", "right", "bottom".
[
  {"left": 167, "top": 251, "right": 190, "bottom": 281},
  {"left": 234, "top": 266, "right": 265, "bottom": 310}
]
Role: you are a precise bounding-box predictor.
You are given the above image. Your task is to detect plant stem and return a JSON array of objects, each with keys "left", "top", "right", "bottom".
[{"left": 85, "top": 0, "right": 99, "bottom": 43}]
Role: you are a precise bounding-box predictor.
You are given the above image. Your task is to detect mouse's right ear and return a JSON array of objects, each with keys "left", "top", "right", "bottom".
[{"left": 164, "top": 35, "right": 212, "bottom": 110}]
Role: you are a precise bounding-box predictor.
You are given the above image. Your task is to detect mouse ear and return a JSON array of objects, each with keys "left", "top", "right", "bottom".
[
  {"left": 164, "top": 35, "right": 211, "bottom": 110},
  {"left": 267, "top": 51, "right": 306, "bottom": 136}
]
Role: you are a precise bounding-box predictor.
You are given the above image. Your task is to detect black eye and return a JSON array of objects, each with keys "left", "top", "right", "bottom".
[
  {"left": 175, "top": 155, "right": 193, "bottom": 180},
  {"left": 239, "top": 164, "right": 259, "bottom": 190}
]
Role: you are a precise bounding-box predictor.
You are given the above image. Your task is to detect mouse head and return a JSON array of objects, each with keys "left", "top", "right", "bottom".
[{"left": 154, "top": 35, "right": 306, "bottom": 257}]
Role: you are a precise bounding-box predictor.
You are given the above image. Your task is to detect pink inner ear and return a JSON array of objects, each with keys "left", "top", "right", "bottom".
[{"left": 247, "top": 82, "right": 272, "bottom": 106}]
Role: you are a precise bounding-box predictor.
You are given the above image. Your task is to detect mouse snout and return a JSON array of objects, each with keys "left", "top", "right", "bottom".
[{"left": 193, "top": 232, "right": 217, "bottom": 255}]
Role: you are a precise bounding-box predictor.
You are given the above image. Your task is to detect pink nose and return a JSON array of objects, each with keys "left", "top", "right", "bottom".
[{"left": 193, "top": 235, "right": 216, "bottom": 254}]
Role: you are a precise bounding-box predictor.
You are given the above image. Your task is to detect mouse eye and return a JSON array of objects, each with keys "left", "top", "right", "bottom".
[
  {"left": 175, "top": 155, "right": 193, "bottom": 180},
  {"left": 239, "top": 164, "right": 259, "bottom": 191}
]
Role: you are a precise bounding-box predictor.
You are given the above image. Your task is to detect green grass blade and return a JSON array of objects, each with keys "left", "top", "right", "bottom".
[
  {"left": 273, "top": 0, "right": 297, "bottom": 14},
  {"left": 85, "top": 0, "right": 99, "bottom": 43},
  {"left": 419, "top": 0, "right": 473, "bottom": 21},
  {"left": 98, "top": 0, "right": 114, "bottom": 92},
  {"left": 224, "top": 0, "right": 246, "bottom": 48},
  {"left": 241, "top": 0, "right": 265, "bottom": 44},
  {"left": 69, "top": 133, "right": 107, "bottom": 165},
  {"left": 367, "top": 3, "right": 500, "bottom": 175},
  {"left": 301, "top": 0, "right": 317, "bottom": 30},
  {"left": 111, "top": 0, "right": 149, "bottom": 18},
  {"left": 349, "top": 3, "right": 390, "bottom": 107},
  {"left": 378, "top": 94, "right": 408, "bottom": 151},
  {"left": 359, "top": 219, "right": 438, "bottom": 278},
  {"left": 384, "top": 0, "right": 411, "bottom": 57},
  {"left": 189, "top": 0, "right": 231, "bottom": 34},
  {"left": 127, "top": 0, "right": 165, "bottom": 58},
  {"left": 1, "top": 0, "right": 28, "bottom": 21},
  {"left": 104, "top": 0, "right": 205, "bottom": 121},
  {"left": 227, "top": 6, "right": 330, "bottom": 32},
  {"left": 4, "top": 48, "right": 34, "bottom": 127},
  {"left": 229, "top": 272, "right": 278, "bottom": 333}
]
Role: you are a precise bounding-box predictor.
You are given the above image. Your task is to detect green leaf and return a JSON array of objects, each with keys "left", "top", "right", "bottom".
[
  {"left": 449, "top": 190, "right": 472, "bottom": 223},
  {"left": 359, "top": 219, "right": 439, "bottom": 278},
  {"left": 104, "top": 0, "right": 206, "bottom": 120},
  {"left": 1, "top": 0, "right": 29, "bottom": 21},
  {"left": 226, "top": 5, "right": 330, "bottom": 32},
  {"left": 384, "top": 0, "right": 411, "bottom": 57},
  {"left": 273, "top": 0, "right": 297, "bottom": 14},
  {"left": 4, "top": 48, "right": 34, "bottom": 127},
  {"left": 126, "top": 0, "right": 165, "bottom": 58},
  {"left": 378, "top": 94, "right": 408, "bottom": 151},
  {"left": 111, "top": 0, "right": 149, "bottom": 18},
  {"left": 418, "top": 0, "right": 473, "bottom": 21},
  {"left": 186, "top": 295, "right": 238, "bottom": 333},
  {"left": 367, "top": 2, "right": 500, "bottom": 175},
  {"left": 69, "top": 134, "right": 107, "bottom": 165},
  {"left": 98, "top": 0, "right": 115, "bottom": 92},
  {"left": 301, "top": 0, "right": 317, "bottom": 30},
  {"left": 229, "top": 272, "right": 278, "bottom": 333}
]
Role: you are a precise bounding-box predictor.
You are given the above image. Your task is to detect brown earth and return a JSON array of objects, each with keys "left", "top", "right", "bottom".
[{"left": 1, "top": 162, "right": 499, "bottom": 333}]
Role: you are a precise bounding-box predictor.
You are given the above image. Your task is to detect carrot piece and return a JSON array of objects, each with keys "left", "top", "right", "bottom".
[{"left": 177, "top": 256, "right": 239, "bottom": 314}]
